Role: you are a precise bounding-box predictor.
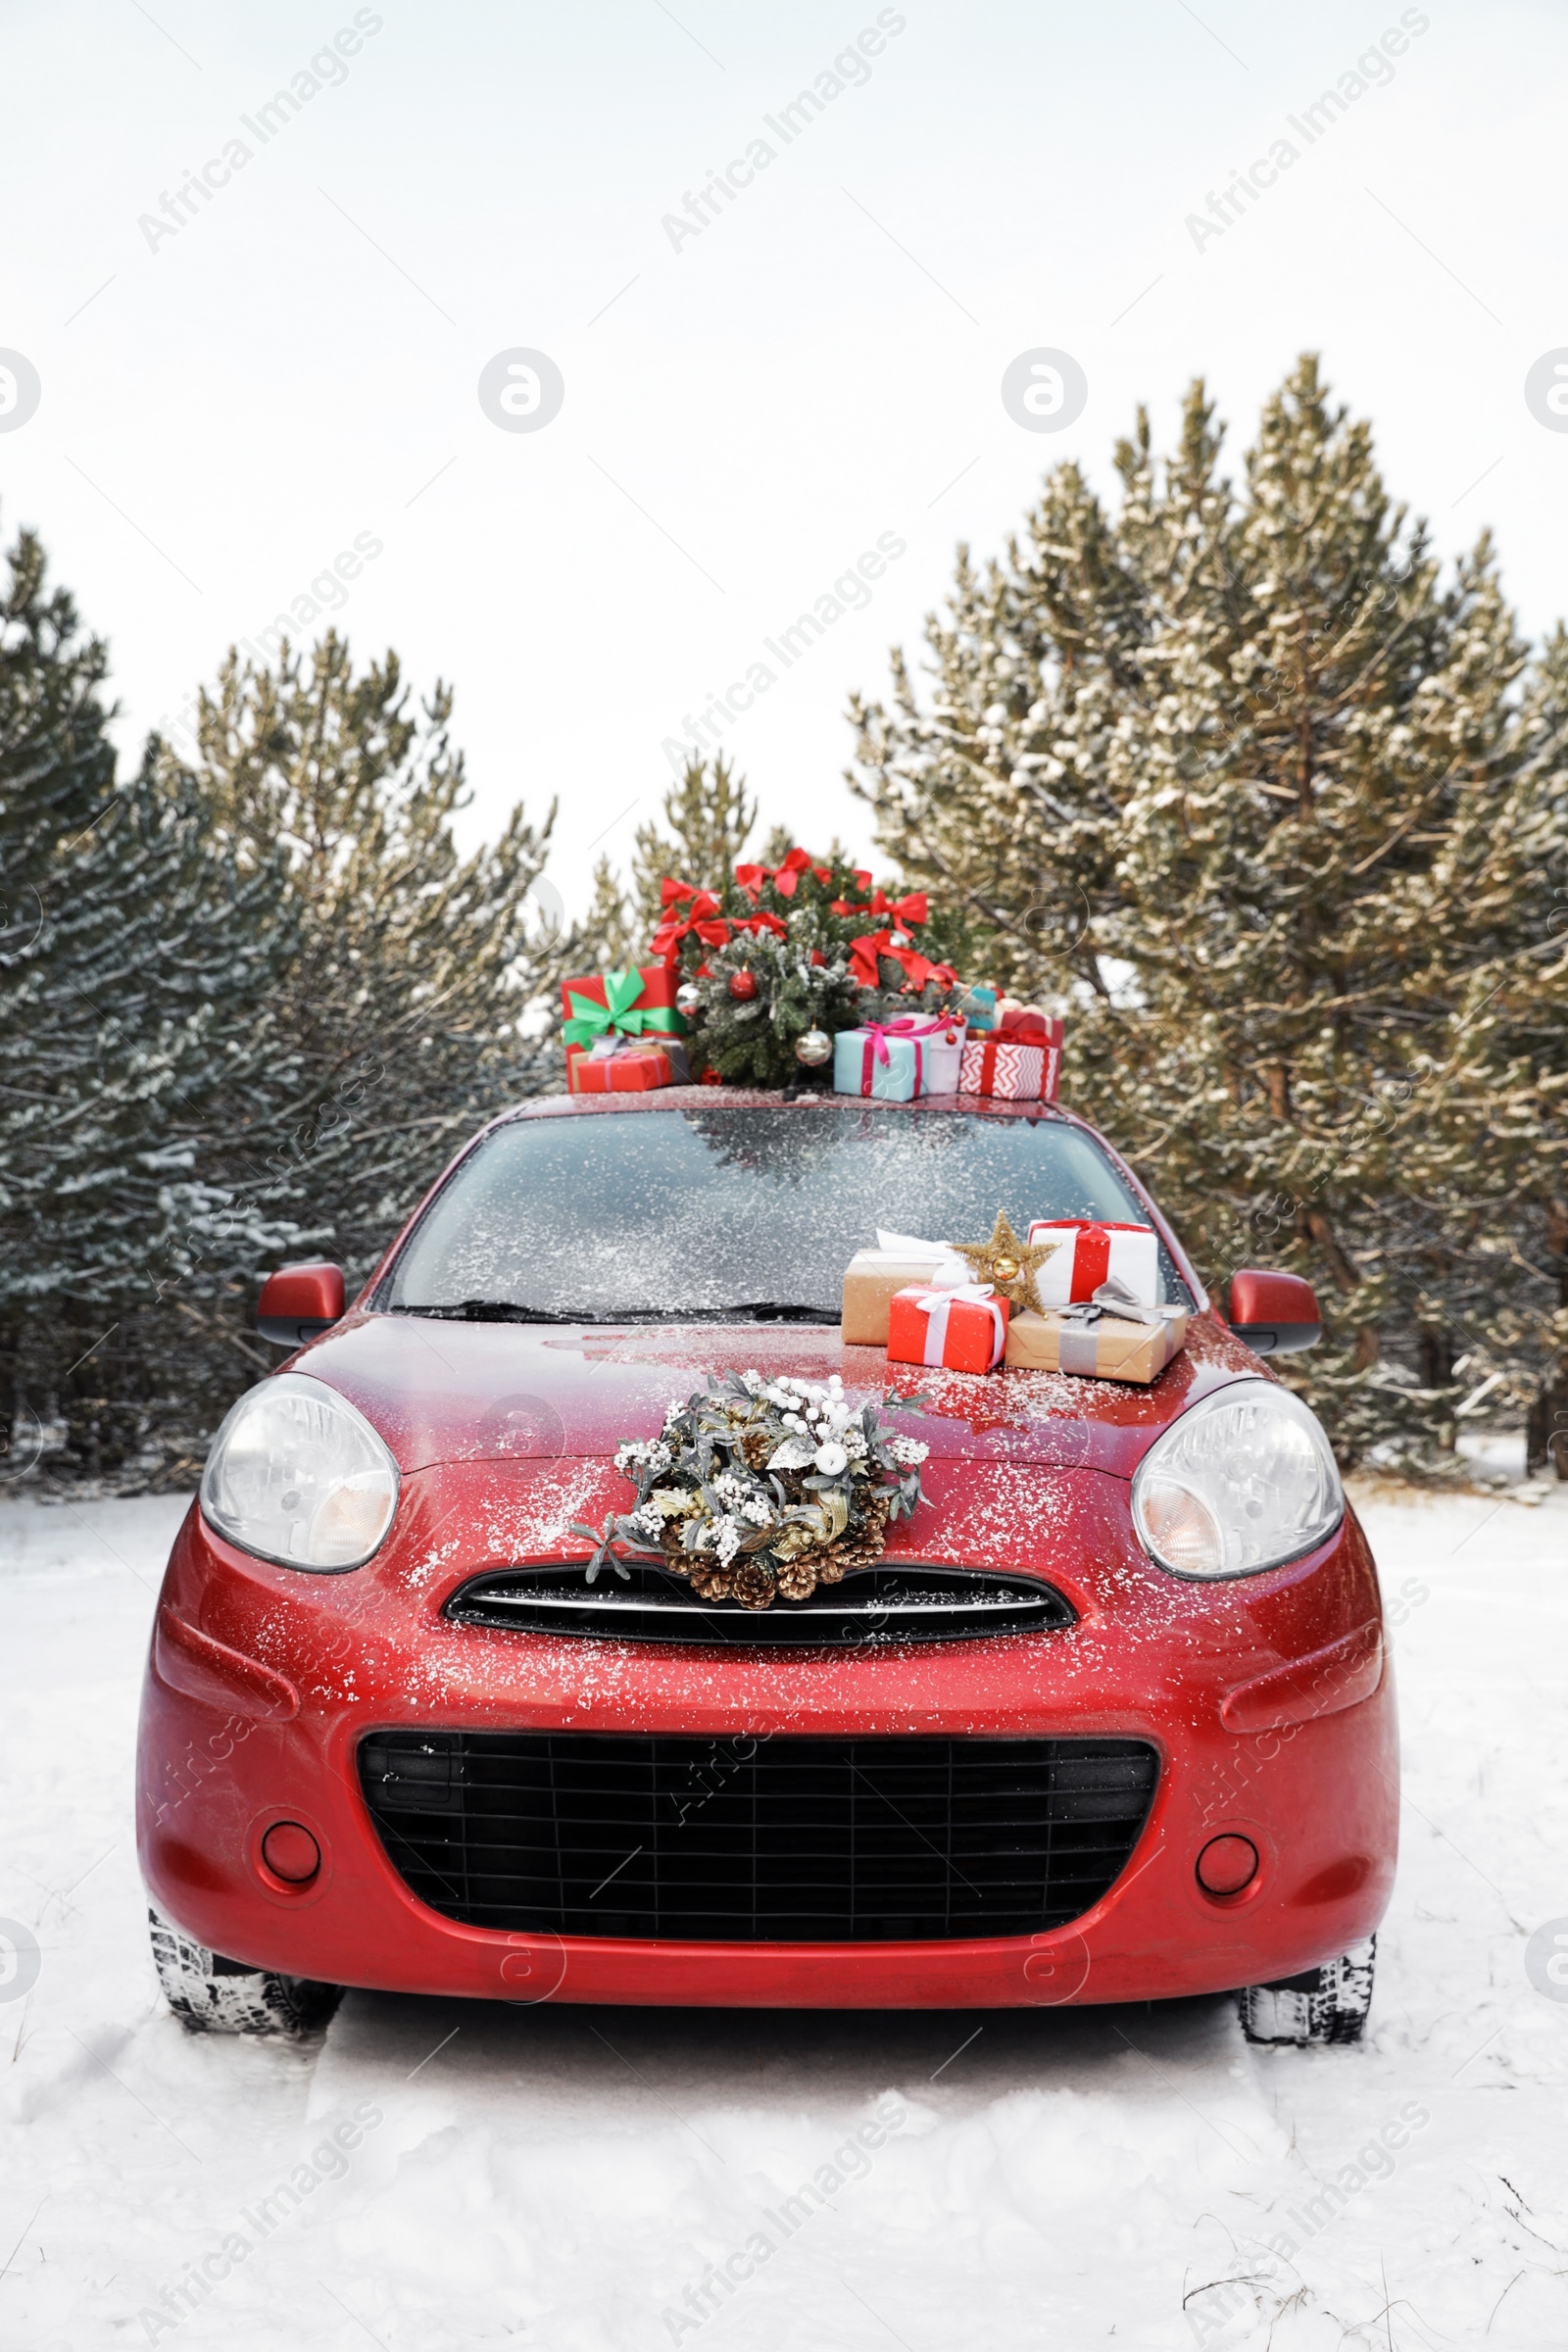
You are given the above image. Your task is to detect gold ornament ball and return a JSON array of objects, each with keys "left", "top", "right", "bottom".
[
  {"left": 674, "top": 980, "right": 703, "bottom": 1018},
  {"left": 993, "top": 1254, "right": 1019, "bottom": 1283},
  {"left": 795, "top": 1026, "right": 833, "bottom": 1067}
]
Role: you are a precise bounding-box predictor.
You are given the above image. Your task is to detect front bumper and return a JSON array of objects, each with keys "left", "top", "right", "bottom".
[{"left": 136, "top": 1462, "right": 1397, "bottom": 2008}]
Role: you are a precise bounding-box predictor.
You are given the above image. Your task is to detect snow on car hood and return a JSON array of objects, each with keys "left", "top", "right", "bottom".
[{"left": 288, "top": 1309, "right": 1264, "bottom": 1482}]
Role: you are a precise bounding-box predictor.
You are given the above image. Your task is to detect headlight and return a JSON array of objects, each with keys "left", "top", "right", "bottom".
[
  {"left": 200, "top": 1373, "right": 400, "bottom": 1571},
  {"left": 1131, "top": 1380, "right": 1342, "bottom": 1579}
]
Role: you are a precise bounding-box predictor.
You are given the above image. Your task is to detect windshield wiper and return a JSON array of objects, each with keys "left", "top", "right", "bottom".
[
  {"left": 710, "top": 1301, "right": 841, "bottom": 1322},
  {"left": 581, "top": 1302, "right": 841, "bottom": 1324},
  {"left": 397, "top": 1300, "right": 580, "bottom": 1324},
  {"left": 395, "top": 1300, "right": 841, "bottom": 1326}
]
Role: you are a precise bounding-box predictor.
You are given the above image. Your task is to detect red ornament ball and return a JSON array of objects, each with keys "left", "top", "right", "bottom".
[{"left": 727, "top": 968, "right": 759, "bottom": 1002}]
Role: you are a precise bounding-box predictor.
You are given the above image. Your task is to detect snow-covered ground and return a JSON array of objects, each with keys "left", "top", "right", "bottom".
[{"left": 2, "top": 1483, "right": 1565, "bottom": 2352}]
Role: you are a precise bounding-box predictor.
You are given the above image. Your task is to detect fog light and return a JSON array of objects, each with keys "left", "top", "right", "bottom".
[
  {"left": 1196, "top": 1834, "right": 1258, "bottom": 1896},
  {"left": 261, "top": 1821, "right": 320, "bottom": 1884}
]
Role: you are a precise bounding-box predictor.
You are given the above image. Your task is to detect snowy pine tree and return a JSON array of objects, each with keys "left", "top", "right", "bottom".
[
  {"left": 629, "top": 754, "right": 757, "bottom": 941},
  {"left": 164, "top": 631, "right": 574, "bottom": 1284},
  {"left": 0, "top": 525, "right": 299, "bottom": 1474},
  {"left": 852, "top": 357, "right": 1568, "bottom": 1465}
]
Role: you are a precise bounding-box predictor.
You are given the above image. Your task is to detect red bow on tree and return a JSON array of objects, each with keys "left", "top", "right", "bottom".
[
  {"left": 734, "top": 848, "right": 832, "bottom": 900},
  {"left": 829, "top": 887, "right": 929, "bottom": 926},
  {"left": 848, "top": 928, "right": 957, "bottom": 995},
  {"left": 650, "top": 878, "right": 732, "bottom": 964},
  {"left": 736, "top": 908, "right": 788, "bottom": 941}
]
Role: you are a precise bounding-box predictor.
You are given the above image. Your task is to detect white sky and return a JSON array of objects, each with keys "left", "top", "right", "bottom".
[{"left": 3, "top": 0, "right": 1565, "bottom": 926}]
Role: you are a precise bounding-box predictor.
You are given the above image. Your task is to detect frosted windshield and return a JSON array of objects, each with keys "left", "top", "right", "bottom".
[{"left": 383, "top": 1106, "right": 1189, "bottom": 1317}]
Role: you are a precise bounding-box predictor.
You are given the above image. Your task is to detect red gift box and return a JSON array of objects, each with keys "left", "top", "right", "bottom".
[
  {"left": 958, "top": 1011, "right": 1062, "bottom": 1102},
  {"left": 567, "top": 1044, "right": 673, "bottom": 1094},
  {"left": 1026, "top": 1218, "right": 1160, "bottom": 1308},
  {"left": 561, "top": 963, "right": 688, "bottom": 1076},
  {"left": 887, "top": 1283, "right": 1008, "bottom": 1374}
]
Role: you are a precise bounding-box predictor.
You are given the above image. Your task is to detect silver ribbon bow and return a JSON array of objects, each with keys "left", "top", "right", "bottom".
[{"left": 1060, "top": 1275, "right": 1165, "bottom": 1329}]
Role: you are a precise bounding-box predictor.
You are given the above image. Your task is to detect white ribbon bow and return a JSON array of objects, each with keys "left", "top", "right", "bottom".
[
  {"left": 875, "top": 1228, "right": 970, "bottom": 1289},
  {"left": 913, "top": 1281, "right": 1005, "bottom": 1369}
]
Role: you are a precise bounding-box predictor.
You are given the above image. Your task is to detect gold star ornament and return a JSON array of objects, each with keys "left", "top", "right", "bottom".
[{"left": 953, "top": 1210, "right": 1059, "bottom": 1318}]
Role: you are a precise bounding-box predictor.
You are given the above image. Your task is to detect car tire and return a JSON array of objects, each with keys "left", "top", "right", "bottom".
[
  {"left": 1237, "top": 1936, "right": 1376, "bottom": 2046},
  {"left": 148, "top": 1905, "right": 342, "bottom": 2037}
]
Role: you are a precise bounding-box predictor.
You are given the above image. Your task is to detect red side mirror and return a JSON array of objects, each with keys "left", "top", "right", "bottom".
[
  {"left": 1227, "top": 1268, "right": 1322, "bottom": 1355},
  {"left": 257, "top": 1261, "right": 346, "bottom": 1348}
]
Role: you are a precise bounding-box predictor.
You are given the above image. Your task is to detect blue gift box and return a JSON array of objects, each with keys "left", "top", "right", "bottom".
[
  {"left": 833, "top": 1026, "right": 923, "bottom": 1102},
  {"left": 961, "top": 985, "right": 999, "bottom": 1033}
]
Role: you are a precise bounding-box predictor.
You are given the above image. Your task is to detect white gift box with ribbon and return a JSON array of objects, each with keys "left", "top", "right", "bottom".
[{"left": 1027, "top": 1218, "right": 1160, "bottom": 1309}]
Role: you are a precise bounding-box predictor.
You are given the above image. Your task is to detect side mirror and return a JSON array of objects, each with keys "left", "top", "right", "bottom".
[
  {"left": 257, "top": 1261, "right": 346, "bottom": 1348},
  {"left": 1227, "top": 1268, "right": 1322, "bottom": 1354}
]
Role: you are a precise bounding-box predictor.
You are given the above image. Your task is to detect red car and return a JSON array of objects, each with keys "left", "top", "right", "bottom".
[{"left": 137, "top": 1090, "right": 1395, "bottom": 2048}]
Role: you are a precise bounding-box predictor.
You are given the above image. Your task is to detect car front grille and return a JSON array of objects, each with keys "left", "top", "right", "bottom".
[
  {"left": 357, "top": 1730, "right": 1158, "bottom": 1942},
  {"left": 443, "top": 1562, "right": 1075, "bottom": 1646}
]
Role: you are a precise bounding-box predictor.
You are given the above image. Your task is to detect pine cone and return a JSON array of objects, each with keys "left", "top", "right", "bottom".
[
  {"left": 730, "top": 1560, "right": 777, "bottom": 1610},
  {"left": 774, "top": 1560, "right": 818, "bottom": 1601},
  {"left": 820, "top": 1494, "right": 893, "bottom": 1572},
  {"left": 687, "top": 1565, "right": 734, "bottom": 1601}
]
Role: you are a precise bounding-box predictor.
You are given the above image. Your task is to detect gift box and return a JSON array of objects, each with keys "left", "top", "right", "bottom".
[
  {"left": 918, "top": 1020, "right": 966, "bottom": 1095},
  {"left": 959, "top": 1010, "right": 1063, "bottom": 1102},
  {"left": 562, "top": 964, "right": 688, "bottom": 1076},
  {"left": 567, "top": 1042, "right": 675, "bottom": 1094},
  {"left": 959, "top": 1035, "right": 1049, "bottom": 1101},
  {"left": 960, "top": 985, "right": 999, "bottom": 1032},
  {"left": 1004, "top": 1296, "right": 1187, "bottom": 1384},
  {"left": 888, "top": 1283, "right": 1008, "bottom": 1374},
  {"left": 1026, "top": 1219, "right": 1160, "bottom": 1309},
  {"left": 834, "top": 1024, "right": 924, "bottom": 1102},
  {"left": 842, "top": 1230, "right": 969, "bottom": 1345}
]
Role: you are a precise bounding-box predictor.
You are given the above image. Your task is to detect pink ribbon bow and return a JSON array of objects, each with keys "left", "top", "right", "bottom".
[{"left": 861, "top": 1013, "right": 948, "bottom": 1064}]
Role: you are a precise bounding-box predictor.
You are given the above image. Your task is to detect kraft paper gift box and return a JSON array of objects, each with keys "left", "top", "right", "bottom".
[
  {"left": 841, "top": 1229, "right": 969, "bottom": 1346},
  {"left": 833, "top": 1024, "right": 925, "bottom": 1102},
  {"left": 1027, "top": 1218, "right": 1160, "bottom": 1309},
  {"left": 1004, "top": 1289, "right": 1188, "bottom": 1385},
  {"left": 887, "top": 1283, "right": 1008, "bottom": 1374},
  {"left": 567, "top": 1042, "right": 675, "bottom": 1094}
]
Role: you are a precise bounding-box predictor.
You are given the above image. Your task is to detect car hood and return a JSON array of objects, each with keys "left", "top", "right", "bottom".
[{"left": 287, "top": 1309, "right": 1266, "bottom": 1482}]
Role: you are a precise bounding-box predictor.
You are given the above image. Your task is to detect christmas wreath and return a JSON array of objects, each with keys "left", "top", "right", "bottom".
[
  {"left": 650, "top": 849, "right": 982, "bottom": 1089},
  {"left": 573, "top": 1370, "right": 931, "bottom": 1608}
]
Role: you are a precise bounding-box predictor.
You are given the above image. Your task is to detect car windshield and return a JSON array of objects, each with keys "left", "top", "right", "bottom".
[{"left": 381, "top": 1106, "right": 1192, "bottom": 1322}]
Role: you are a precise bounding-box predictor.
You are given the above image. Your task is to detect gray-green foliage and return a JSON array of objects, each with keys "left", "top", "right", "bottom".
[{"left": 851, "top": 356, "right": 1568, "bottom": 1466}]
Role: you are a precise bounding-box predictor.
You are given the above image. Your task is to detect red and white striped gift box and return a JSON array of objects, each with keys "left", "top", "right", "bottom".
[
  {"left": 1026, "top": 1219, "right": 1160, "bottom": 1309},
  {"left": 957, "top": 1012, "right": 1062, "bottom": 1102}
]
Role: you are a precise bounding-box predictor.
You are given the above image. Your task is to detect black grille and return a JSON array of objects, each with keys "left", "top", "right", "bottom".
[
  {"left": 444, "top": 1563, "right": 1075, "bottom": 1646},
  {"left": 358, "top": 1730, "right": 1158, "bottom": 1942}
]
